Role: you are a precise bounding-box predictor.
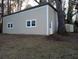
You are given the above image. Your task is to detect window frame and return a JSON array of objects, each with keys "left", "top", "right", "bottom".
[
  {"left": 26, "top": 20, "right": 31, "bottom": 28},
  {"left": 7, "top": 22, "right": 14, "bottom": 29},
  {"left": 27, "top": 21, "right": 31, "bottom": 27},
  {"left": 26, "top": 19, "right": 36, "bottom": 28},
  {"left": 31, "top": 19, "right": 36, "bottom": 27}
]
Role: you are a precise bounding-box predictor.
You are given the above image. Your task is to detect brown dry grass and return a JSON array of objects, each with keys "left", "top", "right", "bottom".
[{"left": 0, "top": 33, "right": 78, "bottom": 59}]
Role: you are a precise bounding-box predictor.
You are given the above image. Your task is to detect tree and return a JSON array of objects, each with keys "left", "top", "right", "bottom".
[
  {"left": 0, "top": 0, "right": 4, "bottom": 33},
  {"left": 55, "top": 0, "right": 66, "bottom": 33},
  {"left": 1, "top": 0, "right": 4, "bottom": 16},
  {"left": 7, "top": 0, "right": 11, "bottom": 14},
  {"left": 67, "top": 0, "right": 78, "bottom": 24}
]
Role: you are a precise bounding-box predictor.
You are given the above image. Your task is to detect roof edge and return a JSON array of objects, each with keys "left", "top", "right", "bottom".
[{"left": 3, "top": 3, "right": 57, "bottom": 17}]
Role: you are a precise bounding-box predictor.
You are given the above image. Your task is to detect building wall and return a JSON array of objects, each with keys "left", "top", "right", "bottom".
[
  {"left": 3, "top": 5, "right": 58, "bottom": 35},
  {"left": 3, "top": 5, "right": 48, "bottom": 35},
  {"left": 48, "top": 5, "right": 58, "bottom": 35}
]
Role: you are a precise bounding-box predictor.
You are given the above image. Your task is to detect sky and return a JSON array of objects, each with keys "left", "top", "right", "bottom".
[{"left": 21, "top": 0, "right": 39, "bottom": 10}]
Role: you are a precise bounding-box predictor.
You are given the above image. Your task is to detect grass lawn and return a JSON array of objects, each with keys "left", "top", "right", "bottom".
[{"left": 0, "top": 33, "right": 78, "bottom": 59}]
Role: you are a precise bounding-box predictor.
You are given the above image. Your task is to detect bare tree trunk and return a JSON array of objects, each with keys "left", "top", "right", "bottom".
[
  {"left": 17, "top": 0, "right": 22, "bottom": 11},
  {"left": 7, "top": 0, "right": 11, "bottom": 14},
  {"left": 55, "top": 0, "right": 66, "bottom": 33},
  {"left": 1, "top": 0, "right": 4, "bottom": 16},
  {"left": 1, "top": 0, "right": 4, "bottom": 33}
]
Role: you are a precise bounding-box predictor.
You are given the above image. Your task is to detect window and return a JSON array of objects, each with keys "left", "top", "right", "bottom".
[
  {"left": 7, "top": 23, "right": 13, "bottom": 29},
  {"left": 27, "top": 21, "right": 30, "bottom": 26},
  {"left": 32, "top": 20, "right": 35, "bottom": 26},
  {"left": 11, "top": 24, "right": 13, "bottom": 28},
  {"left": 8, "top": 24, "right": 10, "bottom": 28},
  {"left": 26, "top": 20, "right": 36, "bottom": 28}
]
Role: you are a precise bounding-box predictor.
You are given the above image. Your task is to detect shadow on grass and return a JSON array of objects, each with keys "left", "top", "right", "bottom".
[{"left": 46, "top": 33, "right": 78, "bottom": 43}]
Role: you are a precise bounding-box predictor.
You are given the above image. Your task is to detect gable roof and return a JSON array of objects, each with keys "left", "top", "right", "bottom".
[{"left": 4, "top": 3, "right": 57, "bottom": 17}]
